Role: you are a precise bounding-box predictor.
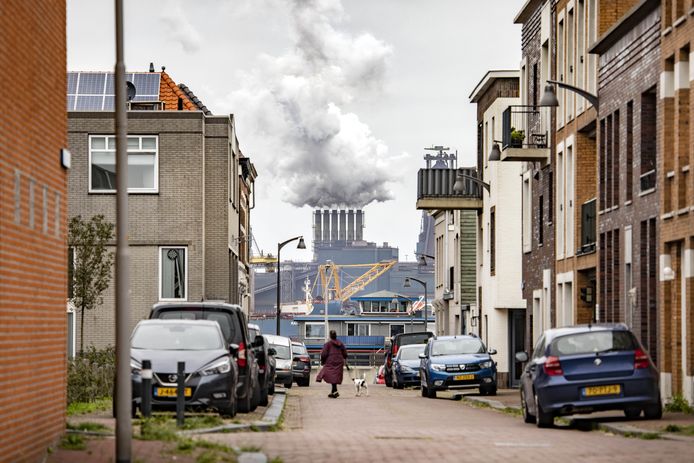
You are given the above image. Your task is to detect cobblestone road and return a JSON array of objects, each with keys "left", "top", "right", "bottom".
[{"left": 199, "top": 381, "right": 694, "bottom": 463}]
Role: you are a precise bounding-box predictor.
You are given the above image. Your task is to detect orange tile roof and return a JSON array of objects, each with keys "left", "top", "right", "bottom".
[{"left": 159, "top": 71, "right": 196, "bottom": 111}]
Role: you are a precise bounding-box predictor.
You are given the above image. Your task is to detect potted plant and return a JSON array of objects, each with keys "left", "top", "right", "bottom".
[{"left": 510, "top": 128, "right": 525, "bottom": 147}]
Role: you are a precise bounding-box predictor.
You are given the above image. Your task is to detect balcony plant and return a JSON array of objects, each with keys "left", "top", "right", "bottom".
[{"left": 510, "top": 128, "right": 525, "bottom": 147}]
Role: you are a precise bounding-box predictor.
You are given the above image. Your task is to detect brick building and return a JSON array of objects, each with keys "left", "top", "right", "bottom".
[
  {"left": 590, "top": 0, "right": 661, "bottom": 365},
  {"left": 67, "top": 70, "right": 256, "bottom": 349},
  {"left": 657, "top": 0, "right": 694, "bottom": 403},
  {"left": 0, "top": 1, "right": 69, "bottom": 461}
]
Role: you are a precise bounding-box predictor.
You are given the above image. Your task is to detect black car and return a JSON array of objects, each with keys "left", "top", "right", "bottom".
[
  {"left": 249, "top": 323, "right": 277, "bottom": 403},
  {"left": 291, "top": 341, "right": 312, "bottom": 387},
  {"left": 130, "top": 319, "right": 239, "bottom": 417},
  {"left": 150, "top": 302, "right": 261, "bottom": 413},
  {"left": 384, "top": 331, "right": 434, "bottom": 387}
]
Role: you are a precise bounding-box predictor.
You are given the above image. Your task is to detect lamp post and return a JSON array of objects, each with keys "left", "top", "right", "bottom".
[
  {"left": 415, "top": 253, "right": 435, "bottom": 266},
  {"left": 453, "top": 168, "right": 491, "bottom": 193},
  {"left": 276, "top": 236, "right": 306, "bottom": 335},
  {"left": 540, "top": 79, "right": 599, "bottom": 112},
  {"left": 404, "top": 277, "right": 428, "bottom": 333},
  {"left": 324, "top": 260, "right": 332, "bottom": 342}
]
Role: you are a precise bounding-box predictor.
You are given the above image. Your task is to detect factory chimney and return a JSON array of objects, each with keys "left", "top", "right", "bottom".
[
  {"left": 347, "top": 209, "right": 355, "bottom": 241},
  {"left": 314, "top": 210, "right": 322, "bottom": 244},
  {"left": 322, "top": 210, "right": 330, "bottom": 243},
  {"left": 355, "top": 209, "right": 364, "bottom": 241},
  {"left": 339, "top": 210, "right": 347, "bottom": 241},
  {"left": 331, "top": 209, "right": 339, "bottom": 243}
]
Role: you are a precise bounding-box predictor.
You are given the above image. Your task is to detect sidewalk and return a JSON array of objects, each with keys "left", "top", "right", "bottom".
[{"left": 459, "top": 389, "right": 694, "bottom": 441}]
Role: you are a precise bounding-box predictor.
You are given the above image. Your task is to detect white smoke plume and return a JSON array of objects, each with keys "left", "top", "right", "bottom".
[{"left": 227, "top": 0, "right": 395, "bottom": 208}]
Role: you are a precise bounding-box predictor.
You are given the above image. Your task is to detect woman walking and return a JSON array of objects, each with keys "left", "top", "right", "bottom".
[{"left": 316, "top": 330, "right": 348, "bottom": 398}]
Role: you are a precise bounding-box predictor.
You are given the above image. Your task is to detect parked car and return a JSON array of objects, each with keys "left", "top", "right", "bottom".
[
  {"left": 420, "top": 335, "right": 497, "bottom": 398},
  {"left": 392, "top": 344, "right": 425, "bottom": 389},
  {"left": 130, "top": 319, "right": 239, "bottom": 417},
  {"left": 516, "top": 324, "right": 662, "bottom": 428},
  {"left": 248, "top": 323, "right": 277, "bottom": 404},
  {"left": 384, "top": 332, "right": 434, "bottom": 387},
  {"left": 149, "top": 302, "right": 260, "bottom": 413},
  {"left": 291, "top": 341, "right": 312, "bottom": 387},
  {"left": 264, "top": 334, "right": 294, "bottom": 389}
]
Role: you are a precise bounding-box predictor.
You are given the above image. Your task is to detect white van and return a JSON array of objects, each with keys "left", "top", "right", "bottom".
[{"left": 263, "top": 334, "right": 293, "bottom": 389}]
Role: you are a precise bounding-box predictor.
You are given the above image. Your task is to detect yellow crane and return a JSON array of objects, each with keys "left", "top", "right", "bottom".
[{"left": 314, "top": 260, "right": 397, "bottom": 302}]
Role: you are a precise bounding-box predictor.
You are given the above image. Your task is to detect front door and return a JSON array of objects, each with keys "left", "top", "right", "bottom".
[{"left": 508, "top": 309, "right": 525, "bottom": 388}]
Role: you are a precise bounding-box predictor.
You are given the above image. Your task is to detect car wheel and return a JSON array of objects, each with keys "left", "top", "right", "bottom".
[
  {"left": 218, "top": 394, "right": 237, "bottom": 418},
  {"left": 268, "top": 380, "right": 275, "bottom": 395},
  {"left": 479, "top": 387, "right": 487, "bottom": 396},
  {"left": 534, "top": 393, "right": 553, "bottom": 428},
  {"left": 301, "top": 377, "right": 310, "bottom": 387},
  {"left": 486, "top": 383, "right": 497, "bottom": 396},
  {"left": 421, "top": 383, "right": 428, "bottom": 397},
  {"left": 284, "top": 381, "right": 293, "bottom": 389},
  {"left": 521, "top": 389, "right": 536, "bottom": 424},
  {"left": 238, "top": 384, "right": 253, "bottom": 414},
  {"left": 624, "top": 407, "right": 641, "bottom": 419},
  {"left": 259, "top": 382, "right": 269, "bottom": 407},
  {"left": 644, "top": 398, "right": 663, "bottom": 420},
  {"left": 427, "top": 387, "right": 437, "bottom": 399},
  {"left": 250, "top": 381, "right": 261, "bottom": 411},
  {"left": 385, "top": 372, "right": 392, "bottom": 388}
]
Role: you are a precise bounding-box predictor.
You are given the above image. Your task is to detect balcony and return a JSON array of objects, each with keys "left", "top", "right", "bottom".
[
  {"left": 577, "top": 199, "right": 597, "bottom": 256},
  {"left": 416, "top": 167, "right": 483, "bottom": 210},
  {"left": 500, "top": 105, "right": 551, "bottom": 163}
]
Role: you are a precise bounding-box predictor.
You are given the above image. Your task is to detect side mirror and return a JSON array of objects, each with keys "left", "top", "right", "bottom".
[
  {"left": 515, "top": 351, "right": 529, "bottom": 363},
  {"left": 229, "top": 343, "right": 240, "bottom": 356},
  {"left": 488, "top": 348, "right": 497, "bottom": 355},
  {"left": 267, "top": 347, "right": 277, "bottom": 356},
  {"left": 253, "top": 335, "right": 264, "bottom": 348},
  {"left": 418, "top": 353, "right": 426, "bottom": 359}
]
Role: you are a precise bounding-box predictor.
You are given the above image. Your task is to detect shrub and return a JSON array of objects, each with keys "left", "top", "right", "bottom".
[
  {"left": 67, "top": 346, "right": 116, "bottom": 405},
  {"left": 664, "top": 394, "right": 694, "bottom": 414}
]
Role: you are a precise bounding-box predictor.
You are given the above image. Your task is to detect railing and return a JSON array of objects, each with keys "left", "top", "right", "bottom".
[
  {"left": 416, "top": 167, "right": 483, "bottom": 200},
  {"left": 502, "top": 105, "right": 549, "bottom": 150},
  {"left": 577, "top": 199, "right": 597, "bottom": 256},
  {"left": 640, "top": 169, "right": 656, "bottom": 191}
]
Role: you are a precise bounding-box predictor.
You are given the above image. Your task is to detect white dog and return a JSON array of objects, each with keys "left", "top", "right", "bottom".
[{"left": 353, "top": 373, "right": 369, "bottom": 397}]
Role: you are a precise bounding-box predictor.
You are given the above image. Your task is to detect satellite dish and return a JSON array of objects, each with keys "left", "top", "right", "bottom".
[{"left": 126, "top": 81, "right": 136, "bottom": 101}]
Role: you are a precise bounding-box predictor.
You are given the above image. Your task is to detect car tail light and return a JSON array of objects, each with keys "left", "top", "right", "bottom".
[
  {"left": 237, "top": 341, "right": 247, "bottom": 368},
  {"left": 543, "top": 356, "right": 563, "bottom": 376},
  {"left": 299, "top": 355, "right": 310, "bottom": 363},
  {"left": 634, "top": 348, "right": 650, "bottom": 369}
]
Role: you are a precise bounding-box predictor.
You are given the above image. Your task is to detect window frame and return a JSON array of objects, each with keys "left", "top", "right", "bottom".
[
  {"left": 347, "top": 323, "right": 370, "bottom": 337},
  {"left": 159, "top": 246, "right": 188, "bottom": 301},
  {"left": 305, "top": 322, "right": 326, "bottom": 339},
  {"left": 88, "top": 134, "right": 159, "bottom": 194}
]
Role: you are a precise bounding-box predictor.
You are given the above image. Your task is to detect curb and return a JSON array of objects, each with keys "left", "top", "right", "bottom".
[
  {"left": 596, "top": 422, "right": 694, "bottom": 442},
  {"left": 459, "top": 394, "right": 521, "bottom": 412}
]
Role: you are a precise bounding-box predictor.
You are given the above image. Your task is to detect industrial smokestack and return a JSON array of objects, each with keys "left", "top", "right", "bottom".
[
  {"left": 339, "top": 210, "right": 346, "bottom": 241},
  {"left": 314, "top": 210, "right": 322, "bottom": 244},
  {"left": 322, "top": 210, "right": 330, "bottom": 242},
  {"left": 331, "top": 210, "right": 339, "bottom": 242},
  {"left": 356, "top": 209, "right": 364, "bottom": 241},
  {"left": 347, "top": 209, "right": 355, "bottom": 241}
]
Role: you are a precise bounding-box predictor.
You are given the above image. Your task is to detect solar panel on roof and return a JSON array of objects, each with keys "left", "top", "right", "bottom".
[{"left": 67, "top": 71, "right": 161, "bottom": 111}]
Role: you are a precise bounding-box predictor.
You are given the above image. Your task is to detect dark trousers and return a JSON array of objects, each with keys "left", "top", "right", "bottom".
[{"left": 331, "top": 383, "right": 338, "bottom": 393}]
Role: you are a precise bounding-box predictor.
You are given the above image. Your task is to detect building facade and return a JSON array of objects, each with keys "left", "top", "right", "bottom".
[{"left": 0, "top": 1, "right": 69, "bottom": 461}]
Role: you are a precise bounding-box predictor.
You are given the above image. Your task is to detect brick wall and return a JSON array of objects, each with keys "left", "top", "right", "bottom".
[{"left": 0, "top": 1, "right": 68, "bottom": 461}]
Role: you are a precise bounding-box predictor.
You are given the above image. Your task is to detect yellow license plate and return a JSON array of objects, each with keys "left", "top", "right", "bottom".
[
  {"left": 155, "top": 387, "right": 192, "bottom": 398},
  {"left": 454, "top": 374, "right": 475, "bottom": 381},
  {"left": 584, "top": 384, "right": 621, "bottom": 397}
]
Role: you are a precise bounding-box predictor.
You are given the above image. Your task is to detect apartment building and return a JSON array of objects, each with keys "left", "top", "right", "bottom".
[
  {"left": 67, "top": 69, "right": 256, "bottom": 349},
  {"left": 658, "top": 0, "right": 694, "bottom": 403}
]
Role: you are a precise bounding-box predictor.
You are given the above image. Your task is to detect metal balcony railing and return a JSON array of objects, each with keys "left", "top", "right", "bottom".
[
  {"left": 502, "top": 105, "right": 550, "bottom": 150},
  {"left": 416, "top": 167, "right": 483, "bottom": 200},
  {"left": 577, "top": 199, "right": 597, "bottom": 256}
]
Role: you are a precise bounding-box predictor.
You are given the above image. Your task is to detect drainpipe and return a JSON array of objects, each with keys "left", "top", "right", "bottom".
[{"left": 201, "top": 114, "right": 206, "bottom": 299}]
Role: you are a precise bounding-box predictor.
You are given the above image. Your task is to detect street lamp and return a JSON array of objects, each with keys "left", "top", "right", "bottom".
[
  {"left": 276, "top": 236, "right": 306, "bottom": 335},
  {"left": 540, "top": 79, "right": 599, "bottom": 112},
  {"left": 415, "top": 253, "right": 434, "bottom": 266},
  {"left": 324, "top": 260, "right": 332, "bottom": 342},
  {"left": 404, "top": 277, "right": 428, "bottom": 333},
  {"left": 453, "top": 168, "right": 490, "bottom": 194}
]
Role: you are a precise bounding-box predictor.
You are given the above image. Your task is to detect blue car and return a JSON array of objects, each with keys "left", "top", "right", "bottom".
[
  {"left": 392, "top": 344, "right": 425, "bottom": 389},
  {"left": 516, "top": 324, "right": 662, "bottom": 428},
  {"left": 419, "top": 335, "right": 497, "bottom": 398}
]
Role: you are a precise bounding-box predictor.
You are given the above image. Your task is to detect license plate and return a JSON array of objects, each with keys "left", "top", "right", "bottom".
[
  {"left": 155, "top": 387, "right": 192, "bottom": 398},
  {"left": 583, "top": 384, "right": 621, "bottom": 397},
  {"left": 454, "top": 374, "right": 475, "bottom": 381}
]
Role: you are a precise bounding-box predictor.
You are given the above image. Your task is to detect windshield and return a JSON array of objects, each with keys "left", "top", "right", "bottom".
[
  {"left": 293, "top": 344, "right": 308, "bottom": 355},
  {"left": 157, "top": 309, "right": 238, "bottom": 343},
  {"left": 271, "top": 344, "right": 291, "bottom": 359},
  {"left": 132, "top": 323, "right": 223, "bottom": 350},
  {"left": 550, "top": 331, "right": 636, "bottom": 356},
  {"left": 397, "top": 344, "right": 425, "bottom": 360},
  {"left": 431, "top": 338, "right": 485, "bottom": 356}
]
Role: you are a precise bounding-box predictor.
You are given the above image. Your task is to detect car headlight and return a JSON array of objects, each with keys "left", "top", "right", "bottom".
[
  {"left": 199, "top": 357, "right": 232, "bottom": 376},
  {"left": 480, "top": 360, "right": 493, "bottom": 369},
  {"left": 130, "top": 358, "right": 142, "bottom": 375},
  {"left": 400, "top": 365, "right": 414, "bottom": 373},
  {"left": 431, "top": 363, "right": 446, "bottom": 372}
]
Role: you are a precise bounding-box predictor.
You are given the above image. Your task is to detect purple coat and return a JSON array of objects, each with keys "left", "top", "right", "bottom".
[{"left": 316, "top": 339, "right": 347, "bottom": 384}]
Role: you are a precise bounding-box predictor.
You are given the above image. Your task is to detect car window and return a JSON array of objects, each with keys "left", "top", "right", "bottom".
[
  {"left": 292, "top": 344, "right": 308, "bottom": 355},
  {"left": 248, "top": 327, "right": 260, "bottom": 339},
  {"left": 532, "top": 335, "right": 545, "bottom": 359},
  {"left": 155, "top": 309, "right": 239, "bottom": 344},
  {"left": 159, "top": 311, "right": 196, "bottom": 320},
  {"left": 431, "top": 338, "right": 484, "bottom": 356},
  {"left": 132, "top": 324, "right": 223, "bottom": 350},
  {"left": 271, "top": 344, "right": 291, "bottom": 359},
  {"left": 550, "top": 331, "right": 636, "bottom": 356},
  {"left": 397, "top": 333, "right": 432, "bottom": 348},
  {"left": 397, "top": 345, "right": 425, "bottom": 360}
]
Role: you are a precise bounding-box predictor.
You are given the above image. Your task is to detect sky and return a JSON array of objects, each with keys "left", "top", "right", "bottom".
[{"left": 67, "top": 0, "right": 521, "bottom": 262}]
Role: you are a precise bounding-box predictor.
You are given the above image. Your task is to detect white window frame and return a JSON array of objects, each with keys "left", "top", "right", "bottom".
[
  {"left": 305, "top": 322, "right": 326, "bottom": 339},
  {"left": 159, "top": 246, "right": 188, "bottom": 301},
  {"left": 88, "top": 135, "right": 159, "bottom": 193},
  {"left": 347, "top": 323, "right": 370, "bottom": 337}
]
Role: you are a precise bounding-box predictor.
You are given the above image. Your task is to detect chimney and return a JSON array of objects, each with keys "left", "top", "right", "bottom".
[
  {"left": 331, "top": 210, "right": 339, "bottom": 242},
  {"left": 347, "top": 209, "right": 355, "bottom": 241},
  {"left": 339, "top": 210, "right": 347, "bottom": 241},
  {"left": 322, "top": 210, "right": 330, "bottom": 242},
  {"left": 356, "top": 210, "right": 364, "bottom": 241},
  {"left": 314, "top": 210, "right": 322, "bottom": 244}
]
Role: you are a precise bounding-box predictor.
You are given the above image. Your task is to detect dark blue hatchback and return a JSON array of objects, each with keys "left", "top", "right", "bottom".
[{"left": 516, "top": 324, "right": 662, "bottom": 427}]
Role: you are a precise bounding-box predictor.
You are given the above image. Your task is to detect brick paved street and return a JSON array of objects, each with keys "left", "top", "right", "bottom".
[{"left": 200, "top": 381, "right": 694, "bottom": 463}]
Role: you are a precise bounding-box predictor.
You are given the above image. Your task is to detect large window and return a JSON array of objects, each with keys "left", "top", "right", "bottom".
[
  {"left": 347, "top": 324, "right": 370, "bottom": 336},
  {"left": 89, "top": 135, "right": 158, "bottom": 193},
  {"left": 160, "top": 247, "right": 187, "bottom": 300},
  {"left": 390, "top": 324, "right": 405, "bottom": 337},
  {"left": 305, "top": 323, "right": 325, "bottom": 339}
]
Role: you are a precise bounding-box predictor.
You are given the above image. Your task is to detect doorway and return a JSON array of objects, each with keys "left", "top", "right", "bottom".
[{"left": 508, "top": 309, "right": 525, "bottom": 388}]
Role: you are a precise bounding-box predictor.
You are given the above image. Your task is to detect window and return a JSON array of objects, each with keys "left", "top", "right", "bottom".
[
  {"left": 523, "top": 175, "right": 531, "bottom": 252},
  {"left": 305, "top": 323, "right": 325, "bottom": 339},
  {"left": 490, "top": 206, "right": 496, "bottom": 275},
  {"left": 160, "top": 247, "right": 187, "bottom": 300},
  {"left": 640, "top": 88, "right": 657, "bottom": 191},
  {"left": 390, "top": 324, "right": 405, "bottom": 337},
  {"left": 89, "top": 135, "right": 158, "bottom": 193},
  {"left": 538, "top": 195, "right": 544, "bottom": 245},
  {"left": 626, "top": 101, "right": 634, "bottom": 202},
  {"left": 347, "top": 324, "right": 369, "bottom": 336}
]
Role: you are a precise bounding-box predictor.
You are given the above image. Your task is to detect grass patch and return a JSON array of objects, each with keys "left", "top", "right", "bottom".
[
  {"left": 60, "top": 434, "right": 86, "bottom": 451},
  {"left": 195, "top": 448, "right": 237, "bottom": 463},
  {"left": 67, "top": 421, "right": 110, "bottom": 433},
  {"left": 239, "top": 445, "right": 261, "bottom": 452},
  {"left": 181, "top": 415, "right": 225, "bottom": 430},
  {"left": 268, "top": 407, "right": 285, "bottom": 432},
  {"left": 664, "top": 424, "right": 694, "bottom": 435},
  {"left": 502, "top": 407, "right": 523, "bottom": 417},
  {"left": 624, "top": 431, "right": 660, "bottom": 440},
  {"left": 138, "top": 417, "right": 178, "bottom": 442},
  {"left": 665, "top": 395, "right": 694, "bottom": 414},
  {"left": 269, "top": 457, "right": 284, "bottom": 463},
  {"left": 67, "top": 398, "right": 112, "bottom": 416}
]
